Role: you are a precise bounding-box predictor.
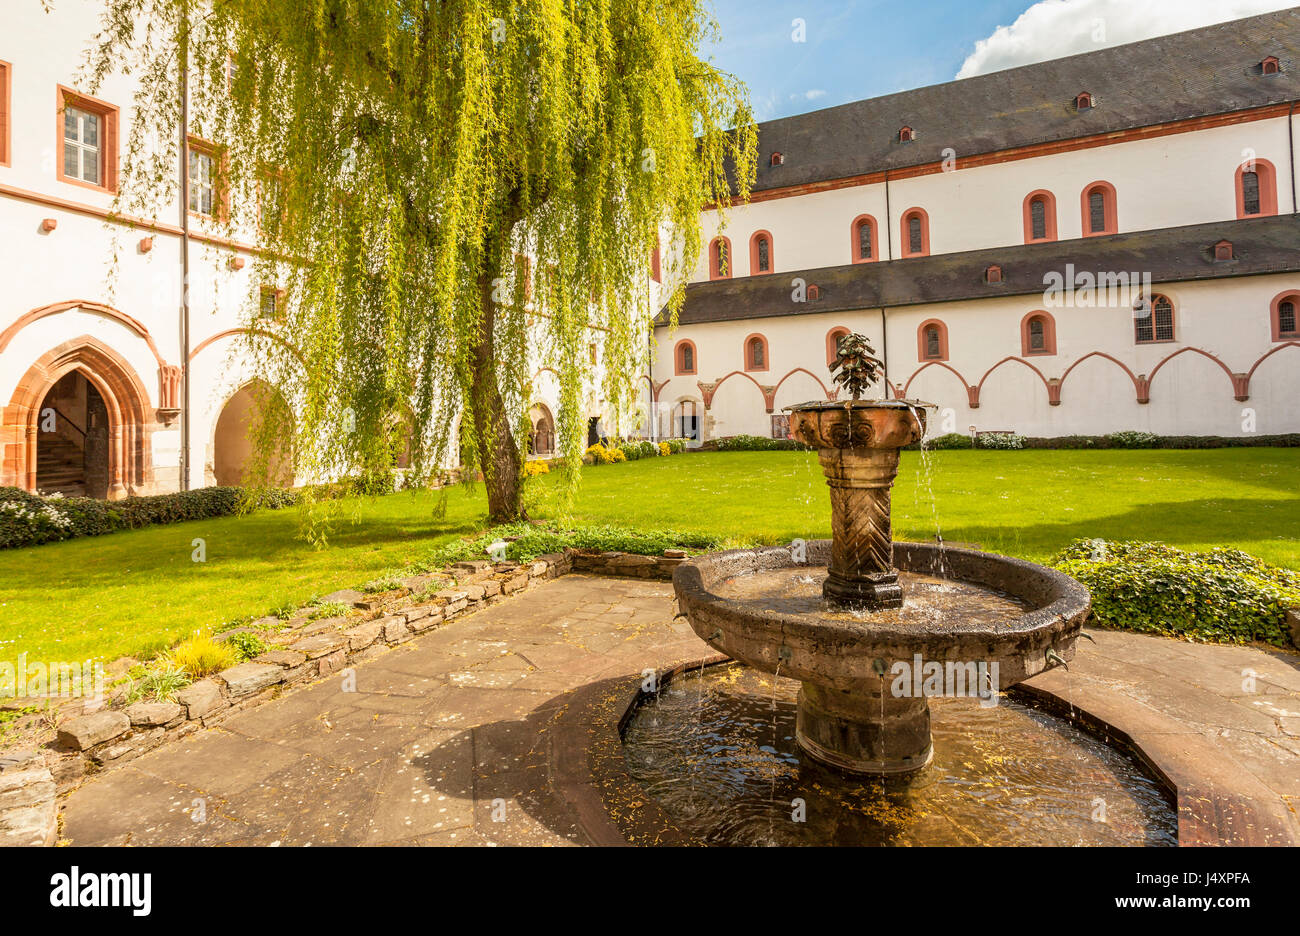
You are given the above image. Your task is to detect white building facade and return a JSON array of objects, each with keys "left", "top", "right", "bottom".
[{"left": 649, "top": 11, "right": 1300, "bottom": 444}]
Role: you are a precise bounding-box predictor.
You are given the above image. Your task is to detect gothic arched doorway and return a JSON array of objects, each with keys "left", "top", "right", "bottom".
[
  {"left": 528, "top": 403, "right": 555, "bottom": 456},
  {"left": 2, "top": 336, "right": 154, "bottom": 498}
]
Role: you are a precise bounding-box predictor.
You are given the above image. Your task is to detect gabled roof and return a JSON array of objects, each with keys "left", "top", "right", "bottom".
[
  {"left": 662, "top": 215, "right": 1300, "bottom": 326},
  {"left": 747, "top": 9, "right": 1300, "bottom": 194}
]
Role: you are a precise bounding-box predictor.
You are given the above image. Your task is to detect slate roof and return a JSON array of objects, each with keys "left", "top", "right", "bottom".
[
  {"left": 662, "top": 215, "right": 1300, "bottom": 326},
  {"left": 746, "top": 9, "right": 1300, "bottom": 194}
]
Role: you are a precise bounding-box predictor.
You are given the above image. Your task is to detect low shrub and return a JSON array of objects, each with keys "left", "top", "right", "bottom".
[
  {"left": 1052, "top": 539, "right": 1300, "bottom": 647},
  {"left": 523, "top": 459, "right": 550, "bottom": 477},
  {"left": 713, "top": 435, "right": 808, "bottom": 452},
  {"left": 122, "top": 662, "right": 192, "bottom": 704},
  {"left": 0, "top": 485, "right": 297, "bottom": 550},
  {"left": 222, "top": 631, "right": 268, "bottom": 662},
  {"left": 974, "top": 433, "right": 1025, "bottom": 450},
  {"left": 923, "top": 433, "right": 973, "bottom": 450},
  {"left": 658, "top": 441, "right": 671, "bottom": 457},
  {"left": 661, "top": 438, "right": 688, "bottom": 454},
  {"left": 308, "top": 601, "right": 350, "bottom": 621},
  {"left": 1106, "top": 430, "right": 1161, "bottom": 449}
]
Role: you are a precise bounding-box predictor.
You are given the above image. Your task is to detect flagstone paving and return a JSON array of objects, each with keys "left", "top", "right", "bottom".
[{"left": 59, "top": 574, "right": 1300, "bottom": 846}]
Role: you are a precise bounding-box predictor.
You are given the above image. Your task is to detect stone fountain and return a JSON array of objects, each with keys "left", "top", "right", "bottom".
[{"left": 673, "top": 334, "right": 1090, "bottom": 775}]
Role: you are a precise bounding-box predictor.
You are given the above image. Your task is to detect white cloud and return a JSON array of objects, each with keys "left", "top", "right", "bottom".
[
  {"left": 790, "top": 89, "right": 828, "bottom": 102},
  {"left": 957, "top": 0, "right": 1297, "bottom": 79}
]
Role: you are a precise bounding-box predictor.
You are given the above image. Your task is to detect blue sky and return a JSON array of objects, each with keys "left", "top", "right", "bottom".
[{"left": 704, "top": 0, "right": 1298, "bottom": 121}]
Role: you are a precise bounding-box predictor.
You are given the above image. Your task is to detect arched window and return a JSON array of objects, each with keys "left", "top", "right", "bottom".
[
  {"left": 851, "top": 214, "right": 878, "bottom": 263},
  {"left": 1271, "top": 291, "right": 1299, "bottom": 341},
  {"left": 1020, "top": 311, "right": 1057, "bottom": 356},
  {"left": 900, "top": 208, "right": 929, "bottom": 258},
  {"left": 1135, "top": 293, "right": 1175, "bottom": 343},
  {"left": 1075, "top": 92, "right": 1093, "bottom": 111},
  {"left": 708, "top": 236, "right": 731, "bottom": 280},
  {"left": 749, "top": 231, "right": 774, "bottom": 275},
  {"left": 675, "top": 339, "right": 697, "bottom": 375},
  {"left": 770, "top": 152, "right": 785, "bottom": 167},
  {"left": 1022, "top": 190, "right": 1058, "bottom": 243},
  {"left": 674, "top": 400, "right": 700, "bottom": 441},
  {"left": 745, "top": 333, "right": 769, "bottom": 372},
  {"left": 916, "top": 319, "right": 948, "bottom": 362},
  {"left": 826, "top": 327, "right": 850, "bottom": 367},
  {"left": 1236, "top": 159, "right": 1278, "bottom": 218},
  {"left": 1261, "top": 56, "right": 1280, "bottom": 75},
  {"left": 898, "top": 126, "right": 915, "bottom": 142},
  {"left": 1081, "top": 181, "right": 1117, "bottom": 236}
]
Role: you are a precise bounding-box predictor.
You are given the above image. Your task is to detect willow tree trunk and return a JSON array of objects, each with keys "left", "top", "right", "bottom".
[{"left": 471, "top": 271, "right": 522, "bottom": 523}]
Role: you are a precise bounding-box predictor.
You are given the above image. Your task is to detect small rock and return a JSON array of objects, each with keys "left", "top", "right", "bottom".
[
  {"left": 500, "top": 572, "right": 530, "bottom": 594},
  {"left": 663, "top": 548, "right": 688, "bottom": 559},
  {"left": 382, "top": 617, "right": 411, "bottom": 643},
  {"left": 175, "top": 680, "right": 224, "bottom": 719},
  {"left": 453, "top": 560, "right": 491, "bottom": 573},
  {"left": 56, "top": 711, "right": 130, "bottom": 751},
  {"left": 217, "top": 663, "right": 284, "bottom": 697},
  {"left": 123, "top": 702, "right": 181, "bottom": 728},
  {"left": 0, "top": 750, "right": 40, "bottom": 772},
  {"left": 317, "top": 650, "right": 348, "bottom": 676},
  {"left": 529, "top": 561, "right": 549, "bottom": 577}
]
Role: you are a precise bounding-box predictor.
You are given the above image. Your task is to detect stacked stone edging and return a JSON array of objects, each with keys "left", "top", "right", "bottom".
[{"left": 1, "top": 545, "right": 695, "bottom": 845}]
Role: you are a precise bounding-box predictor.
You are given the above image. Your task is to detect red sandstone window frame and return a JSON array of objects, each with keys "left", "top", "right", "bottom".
[
  {"left": 186, "top": 134, "right": 231, "bottom": 222},
  {"left": 56, "top": 85, "right": 120, "bottom": 194},
  {"left": 1134, "top": 293, "right": 1176, "bottom": 344},
  {"left": 850, "top": 214, "right": 879, "bottom": 263},
  {"left": 826, "top": 327, "right": 850, "bottom": 367},
  {"left": 0, "top": 61, "right": 11, "bottom": 167},
  {"left": 770, "top": 151, "right": 784, "bottom": 167},
  {"left": 749, "top": 230, "right": 774, "bottom": 275},
  {"left": 674, "top": 339, "right": 697, "bottom": 376},
  {"left": 1022, "top": 190, "right": 1058, "bottom": 243},
  {"left": 898, "top": 126, "right": 915, "bottom": 143},
  {"left": 1020, "top": 311, "right": 1057, "bottom": 356},
  {"left": 744, "top": 333, "right": 769, "bottom": 372},
  {"left": 900, "top": 207, "right": 930, "bottom": 258},
  {"left": 916, "top": 319, "right": 948, "bottom": 362},
  {"left": 708, "top": 235, "right": 732, "bottom": 280},
  {"left": 1235, "top": 158, "right": 1278, "bottom": 219},
  {"left": 1075, "top": 92, "right": 1093, "bottom": 111},
  {"left": 1081, "top": 181, "right": 1117, "bottom": 237},
  {"left": 1261, "top": 56, "right": 1280, "bottom": 75},
  {"left": 1270, "top": 291, "right": 1300, "bottom": 341}
]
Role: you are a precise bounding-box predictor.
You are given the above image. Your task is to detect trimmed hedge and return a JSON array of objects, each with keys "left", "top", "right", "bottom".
[
  {"left": 1052, "top": 539, "right": 1300, "bottom": 647},
  {"left": 0, "top": 486, "right": 297, "bottom": 550},
  {"left": 710, "top": 434, "right": 810, "bottom": 452}
]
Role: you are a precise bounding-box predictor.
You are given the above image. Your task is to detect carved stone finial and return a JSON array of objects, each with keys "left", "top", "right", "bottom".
[{"left": 829, "top": 332, "right": 885, "bottom": 401}]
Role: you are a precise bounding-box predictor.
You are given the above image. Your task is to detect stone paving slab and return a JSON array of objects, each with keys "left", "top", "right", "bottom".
[{"left": 58, "top": 575, "right": 1300, "bottom": 846}]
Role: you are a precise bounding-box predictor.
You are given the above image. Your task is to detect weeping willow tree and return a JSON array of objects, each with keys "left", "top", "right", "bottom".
[{"left": 87, "top": 0, "right": 756, "bottom": 523}]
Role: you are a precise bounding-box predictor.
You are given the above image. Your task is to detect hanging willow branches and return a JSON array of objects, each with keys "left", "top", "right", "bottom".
[{"left": 86, "top": 0, "right": 756, "bottom": 527}]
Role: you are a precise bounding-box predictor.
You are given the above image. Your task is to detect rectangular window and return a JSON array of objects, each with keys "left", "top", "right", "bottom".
[
  {"left": 189, "top": 148, "right": 217, "bottom": 216},
  {"left": 1241, "top": 171, "right": 1261, "bottom": 215},
  {"left": 908, "top": 216, "right": 922, "bottom": 254},
  {"left": 1279, "top": 301, "right": 1296, "bottom": 336},
  {"left": 259, "top": 288, "right": 279, "bottom": 319},
  {"left": 56, "top": 87, "right": 118, "bottom": 191},
  {"left": 1089, "top": 191, "right": 1106, "bottom": 233},
  {"left": 857, "top": 222, "right": 872, "bottom": 259},
  {"left": 757, "top": 238, "right": 770, "bottom": 272},
  {"left": 1030, "top": 200, "right": 1046, "bottom": 240}
]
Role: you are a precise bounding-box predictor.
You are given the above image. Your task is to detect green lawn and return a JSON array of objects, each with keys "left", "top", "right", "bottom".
[{"left": 2, "top": 448, "right": 1297, "bottom": 664}]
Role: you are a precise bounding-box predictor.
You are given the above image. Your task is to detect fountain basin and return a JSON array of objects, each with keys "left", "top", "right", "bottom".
[{"left": 673, "top": 540, "right": 1091, "bottom": 774}]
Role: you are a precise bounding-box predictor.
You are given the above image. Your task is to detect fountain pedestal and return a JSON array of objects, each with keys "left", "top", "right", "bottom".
[
  {"left": 821, "top": 447, "right": 903, "bottom": 609},
  {"left": 797, "top": 680, "right": 933, "bottom": 774}
]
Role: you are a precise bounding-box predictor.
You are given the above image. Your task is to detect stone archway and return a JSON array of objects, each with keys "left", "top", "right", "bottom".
[
  {"left": 212, "top": 381, "right": 294, "bottom": 487},
  {"left": 2, "top": 335, "right": 154, "bottom": 498},
  {"left": 528, "top": 403, "right": 555, "bottom": 456}
]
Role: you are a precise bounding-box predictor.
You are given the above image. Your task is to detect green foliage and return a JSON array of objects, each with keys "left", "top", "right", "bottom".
[
  {"left": 222, "top": 631, "right": 268, "bottom": 662},
  {"left": 307, "top": 602, "right": 350, "bottom": 621},
  {"left": 922, "top": 433, "right": 973, "bottom": 450},
  {"left": 0, "top": 486, "right": 295, "bottom": 550},
  {"left": 661, "top": 438, "right": 688, "bottom": 454},
  {"left": 714, "top": 435, "right": 807, "bottom": 452},
  {"left": 1053, "top": 540, "right": 1300, "bottom": 646},
  {"left": 974, "top": 433, "right": 1026, "bottom": 450},
  {"left": 361, "top": 575, "right": 405, "bottom": 594},
  {"left": 123, "top": 662, "right": 192, "bottom": 703},
  {"left": 1106, "top": 431, "right": 1161, "bottom": 449},
  {"left": 92, "top": 0, "right": 758, "bottom": 527}
]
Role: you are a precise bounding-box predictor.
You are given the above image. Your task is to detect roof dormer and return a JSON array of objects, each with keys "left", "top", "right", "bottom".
[
  {"left": 1074, "top": 91, "right": 1094, "bottom": 111},
  {"left": 769, "top": 151, "right": 785, "bottom": 167},
  {"left": 1213, "top": 239, "right": 1234, "bottom": 261},
  {"left": 984, "top": 264, "right": 1003, "bottom": 284},
  {"left": 898, "top": 126, "right": 915, "bottom": 143},
  {"left": 1261, "top": 55, "right": 1281, "bottom": 75}
]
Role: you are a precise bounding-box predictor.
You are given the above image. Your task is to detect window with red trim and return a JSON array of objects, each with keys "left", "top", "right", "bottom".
[
  {"left": 916, "top": 320, "right": 948, "bottom": 361},
  {"left": 827, "top": 327, "right": 850, "bottom": 367},
  {"left": 745, "top": 334, "right": 768, "bottom": 372},
  {"left": 1022, "top": 190, "right": 1057, "bottom": 243},
  {"left": 1081, "top": 182, "right": 1116, "bottom": 236},
  {"left": 1135, "top": 294, "right": 1175, "bottom": 343},
  {"left": 851, "top": 214, "right": 877, "bottom": 263},
  {"left": 708, "top": 236, "right": 731, "bottom": 280},
  {"left": 1272, "top": 292, "right": 1299, "bottom": 341},
  {"left": 1021, "top": 311, "right": 1056, "bottom": 356},
  {"left": 56, "top": 86, "right": 119, "bottom": 193},
  {"left": 675, "top": 340, "right": 696, "bottom": 375},
  {"left": 749, "top": 231, "right": 773, "bottom": 275},
  {"left": 901, "top": 208, "right": 929, "bottom": 257},
  {"left": 1236, "top": 159, "right": 1278, "bottom": 218}
]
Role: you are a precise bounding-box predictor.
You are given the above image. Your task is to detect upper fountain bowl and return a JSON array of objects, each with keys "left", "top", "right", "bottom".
[{"left": 785, "top": 399, "right": 929, "bottom": 450}]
